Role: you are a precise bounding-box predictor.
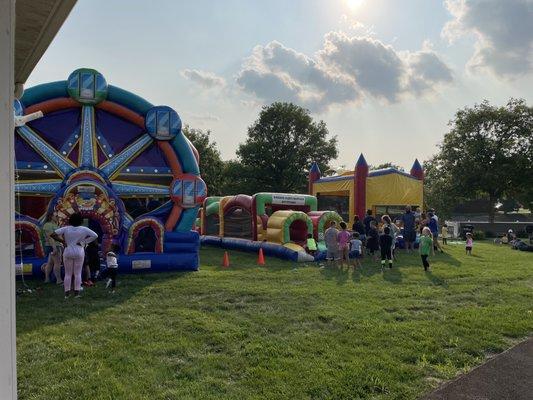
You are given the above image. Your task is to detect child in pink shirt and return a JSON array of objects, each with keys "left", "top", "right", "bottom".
[
  {"left": 337, "top": 222, "right": 351, "bottom": 267},
  {"left": 465, "top": 232, "right": 473, "bottom": 255}
]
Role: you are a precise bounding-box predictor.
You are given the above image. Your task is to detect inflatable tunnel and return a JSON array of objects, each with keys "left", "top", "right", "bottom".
[
  {"left": 308, "top": 211, "right": 343, "bottom": 240},
  {"left": 266, "top": 210, "right": 313, "bottom": 246},
  {"left": 252, "top": 193, "right": 317, "bottom": 241},
  {"left": 219, "top": 195, "right": 253, "bottom": 239},
  {"left": 201, "top": 196, "right": 221, "bottom": 236}
]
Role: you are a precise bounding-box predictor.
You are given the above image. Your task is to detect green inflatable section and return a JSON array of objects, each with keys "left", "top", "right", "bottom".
[{"left": 254, "top": 193, "right": 317, "bottom": 215}]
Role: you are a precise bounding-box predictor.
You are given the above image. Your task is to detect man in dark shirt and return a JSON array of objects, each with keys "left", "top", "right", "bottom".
[
  {"left": 379, "top": 226, "right": 393, "bottom": 269},
  {"left": 363, "top": 209, "right": 375, "bottom": 235},
  {"left": 401, "top": 206, "right": 416, "bottom": 253}
]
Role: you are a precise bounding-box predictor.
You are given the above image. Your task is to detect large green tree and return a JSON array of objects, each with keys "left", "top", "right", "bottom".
[
  {"left": 425, "top": 99, "right": 532, "bottom": 222},
  {"left": 235, "top": 102, "right": 338, "bottom": 193},
  {"left": 183, "top": 126, "right": 225, "bottom": 196}
]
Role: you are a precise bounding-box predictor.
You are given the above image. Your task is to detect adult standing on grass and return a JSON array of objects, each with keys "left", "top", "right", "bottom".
[
  {"left": 428, "top": 212, "right": 443, "bottom": 253},
  {"left": 352, "top": 215, "right": 366, "bottom": 242},
  {"left": 324, "top": 221, "right": 339, "bottom": 267},
  {"left": 401, "top": 206, "right": 416, "bottom": 253},
  {"left": 363, "top": 209, "right": 375, "bottom": 235},
  {"left": 51, "top": 213, "right": 98, "bottom": 299}
]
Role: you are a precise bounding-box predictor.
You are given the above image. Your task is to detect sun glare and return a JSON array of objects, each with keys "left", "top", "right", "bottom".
[{"left": 345, "top": 0, "right": 364, "bottom": 11}]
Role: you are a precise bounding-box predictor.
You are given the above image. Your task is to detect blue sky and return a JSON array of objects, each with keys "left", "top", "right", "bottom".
[{"left": 27, "top": 0, "right": 533, "bottom": 170}]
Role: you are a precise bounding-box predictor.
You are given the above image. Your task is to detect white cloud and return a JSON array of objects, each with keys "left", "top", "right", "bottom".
[
  {"left": 187, "top": 112, "right": 220, "bottom": 122},
  {"left": 443, "top": 0, "right": 533, "bottom": 78},
  {"left": 235, "top": 33, "right": 453, "bottom": 111},
  {"left": 180, "top": 69, "right": 226, "bottom": 88},
  {"left": 236, "top": 40, "right": 359, "bottom": 112}
]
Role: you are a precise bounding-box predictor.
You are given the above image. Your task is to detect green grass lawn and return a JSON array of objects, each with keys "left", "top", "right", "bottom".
[{"left": 16, "top": 242, "right": 533, "bottom": 400}]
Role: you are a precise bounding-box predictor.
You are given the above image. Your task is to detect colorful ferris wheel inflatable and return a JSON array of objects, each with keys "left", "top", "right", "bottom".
[{"left": 15, "top": 68, "right": 206, "bottom": 274}]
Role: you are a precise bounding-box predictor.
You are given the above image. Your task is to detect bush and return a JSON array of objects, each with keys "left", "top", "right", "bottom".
[
  {"left": 516, "top": 230, "right": 529, "bottom": 239},
  {"left": 473, "top": 231, "right": 486, "bottom": 240},
  {"left": 484, "top": 230, "right": 496, "bottom": 238}
]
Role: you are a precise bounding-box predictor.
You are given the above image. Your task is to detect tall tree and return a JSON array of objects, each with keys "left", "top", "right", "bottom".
[
  {"left": 370, "top": 162, "right": 404, "bottom": 171},
  {"left": 183, "top": 126, "right": 225, "bottom": 196},
  {"left": 236, "top": 102, "right": 338, "bottom": 193},
  {"left": 426, "top": 99, "right": 532, "bottom": 222}
]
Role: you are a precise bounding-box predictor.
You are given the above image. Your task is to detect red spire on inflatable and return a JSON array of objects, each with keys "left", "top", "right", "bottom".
[
  {"left": 410, "top": 158, "right": 424, "bottom": 180},
  {"left": 308, "top": 161, "right": 321, "bottom": 194},
  {"left": 354, "top": 153, "right": 368, "bottom": 220}
]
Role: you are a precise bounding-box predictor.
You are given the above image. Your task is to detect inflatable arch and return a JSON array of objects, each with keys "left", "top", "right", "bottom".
[
  {"left": 266, "top": 210, "right": 314, "bottom": 246},
  {"left": 308, "top": 211, "right": 343, "bottom": 240},
  {"left": 15, "top": 68, "right": 206, "bottom": 273},
  {"left": 15, "top": 216, "right": 45, "bottom": 259},
  {"left": 219, "top": 195, "right": 253, "bottom": 239},
  {"left": 126, "top": 217, "right": 165, "bottom": 254},
  {"left": 252, "top": 193, "right": 317, "bottom": 240},
  {"left": 200, "top": 196, "right": 221, "bottom": 235}
]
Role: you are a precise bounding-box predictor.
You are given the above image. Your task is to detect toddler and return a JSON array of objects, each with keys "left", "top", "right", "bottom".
[
  {"left": 465, "top": 232, "right": 473, "bottom": 255},
  {"left": 419, "top": 227, "right": 433, "bottom": 271},
  {"left": 305, "top": 233, "right": 317, "bottom": 256},
  {"left": 349, "top": 232, "right": 363, "bottom": 268},
  {"left": 105, "top": 244, "right": 119, "bottom": 292}
]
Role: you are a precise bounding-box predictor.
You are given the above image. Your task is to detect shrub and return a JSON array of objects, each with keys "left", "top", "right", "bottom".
[
  {"left": 472, "top": 231, "right": 486, "bottom": 240},
  {"left": 516, "top": 230, "right": 529, "bottom": 239}
]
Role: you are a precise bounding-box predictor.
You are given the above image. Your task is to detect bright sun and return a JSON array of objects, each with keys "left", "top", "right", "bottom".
[{"left": 345, "top": 0, "right": 364, "bottom": 11}]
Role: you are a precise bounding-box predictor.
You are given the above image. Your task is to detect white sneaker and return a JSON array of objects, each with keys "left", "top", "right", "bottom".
[{"left": 105, "top": 279, "right": 112, "bottom": 289}]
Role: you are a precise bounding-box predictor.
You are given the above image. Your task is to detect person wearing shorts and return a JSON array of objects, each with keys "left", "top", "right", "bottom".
[
  {"left": 337, "top": 222, "right": 351, "bottom": 267},
  {"left": 349, "top": 232, "right": 363, "bottom": 268}
]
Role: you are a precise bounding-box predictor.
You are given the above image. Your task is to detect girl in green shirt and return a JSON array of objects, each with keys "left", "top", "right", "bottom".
[{"left": 419, "top": 227, "right": 433, "bottom": 271}]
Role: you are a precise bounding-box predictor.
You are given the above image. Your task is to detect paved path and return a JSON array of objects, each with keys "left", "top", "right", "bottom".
[{"left": 423, "top": 337, "right": 533, "bottom": 400}]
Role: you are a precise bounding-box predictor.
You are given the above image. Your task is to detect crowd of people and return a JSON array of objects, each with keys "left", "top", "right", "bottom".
[
  {"left": 319, "top": 206, "right": 464, "bottom": 271},
  {"left": 42, "top": 212, "right": 120, "bottom": 298}
]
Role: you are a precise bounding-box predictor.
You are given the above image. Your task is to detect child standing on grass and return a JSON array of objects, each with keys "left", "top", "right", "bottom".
[
  {"left": 441, "top": 224, "right": 448, "bottom": 245},
  {"left": 465, "top": 232, "right": 473, "bottom": 255},
  {"left": 379, "top": 226, "right": 393, "bottom": 269},
  {"left": 419, "top": 227, "right": 433, "bottom": 271},
  {"left": 337, "top": 222, "right": 351, "bottom": 268},
  {"left": 366, "top": 220, "right": 380, "bottom": 262},
  {"left": 349, "top": 232, "right": 363, "bottom": 269},
  {"left": 324, "top": 221, "right": 339, "bottom": 267},
  {"left": 305, "top": 233, "right": 317, "bottom": 256},
  {"left": 105, "top": 244, "right": 119, "bottom": 293}
]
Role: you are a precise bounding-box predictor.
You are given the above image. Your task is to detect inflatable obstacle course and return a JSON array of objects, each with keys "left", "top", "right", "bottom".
[{"left": 199, "top": 192, "right": 337, "bottom": 262}]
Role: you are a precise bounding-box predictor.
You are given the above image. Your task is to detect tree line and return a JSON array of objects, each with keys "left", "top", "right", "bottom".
[{"left": 186, "top": 99, "right": 532, "bottom": 222}]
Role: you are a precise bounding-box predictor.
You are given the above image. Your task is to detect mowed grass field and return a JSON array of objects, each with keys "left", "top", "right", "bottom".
[{"left": 16, "top": 242, "right": 533, "bottom": 400}]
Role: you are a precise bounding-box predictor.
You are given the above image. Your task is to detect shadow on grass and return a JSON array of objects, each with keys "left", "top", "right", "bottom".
[
  {"left": 424, "top": 270, "right": 449, "bottom": 288},
  {"left": 382, "top": 265, "right": 403, "bottom": 283},
  {"left": 319, "top": 264, "right": 350, "bottom": 285},
  {"left": 16, "top": 271, "right": 188, "bottom": 335}
]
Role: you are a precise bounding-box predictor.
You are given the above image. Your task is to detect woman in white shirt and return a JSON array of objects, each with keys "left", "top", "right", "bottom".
[{"left": 51, "top": 213, "right": 98, "bottom": 298}]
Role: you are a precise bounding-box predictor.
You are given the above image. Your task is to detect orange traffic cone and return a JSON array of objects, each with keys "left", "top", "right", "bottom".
[
  {"left": 222, "top": 251, "right": 230, "bottom": 268},
  {"left": 257, "top": 248, "right": 265, "bottom": 266}
]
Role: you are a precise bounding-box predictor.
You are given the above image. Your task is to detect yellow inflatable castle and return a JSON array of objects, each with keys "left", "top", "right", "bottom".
[{"left": 308, "top": 154, "right": 424, "bottom": 222}]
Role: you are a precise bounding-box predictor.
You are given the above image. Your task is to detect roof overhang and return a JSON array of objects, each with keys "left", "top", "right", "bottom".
[{"left": 15, "top": 0, "right": 77, "bottom": 85}]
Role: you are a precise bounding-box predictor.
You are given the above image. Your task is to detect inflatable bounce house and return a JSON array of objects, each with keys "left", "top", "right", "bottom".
[
  {"left": 309, "top": 154, "right": 424, "bottom": 222},
  {"left": 200, "top": 193, "right": 342, "bottom": 262},
  {"left": 14, "top": 68, "right": 206, "bottom": 277}
]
